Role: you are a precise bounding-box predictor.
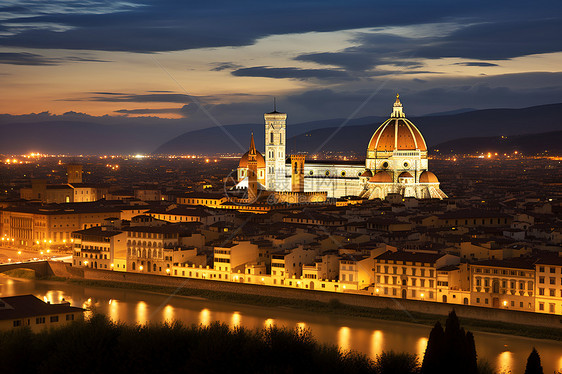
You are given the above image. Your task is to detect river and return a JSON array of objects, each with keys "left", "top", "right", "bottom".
[{"left": 1, "top": 276, "right": 561, "bottom": 373}]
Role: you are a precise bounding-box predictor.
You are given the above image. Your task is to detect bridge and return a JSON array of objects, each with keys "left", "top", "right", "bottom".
[{"left": 0, "top": 261, "right": 55, "bottom": 277}]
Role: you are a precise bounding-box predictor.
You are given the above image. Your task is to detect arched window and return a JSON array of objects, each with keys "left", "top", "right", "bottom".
[
  {"left": 153, "top": 249, "right": 158, "bottom": 258},
  {"left": 132, "top": 262, "right": 136, "bottom": 270},
  {"left": 142, "top": 249, "right": 146, "bottom": 258},
  {"left": 294, "top": 162, "right": 298, "bottom": 174},
  {"left": 270, "top": 132, "right": 274, "bottom": 144}
]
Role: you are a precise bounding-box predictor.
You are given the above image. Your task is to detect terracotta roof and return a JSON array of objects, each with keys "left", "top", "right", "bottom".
[
  {"left": 367, "top": 118, "right": 427, "bottom": 152},
  {"left": 239, "top": 150, "right": 265, "bottom": 168},
  {"left": 369, "top": 171, "right": 393, "bottom": 183},
  {"left": 399, "top": 171, "right": 413, "bottom": 178},
  {"left": 419, "top": 171, "right": 439, "bottom": 183},
  {"left": 0, "top": 295, "right": 83, "bottom": 320},
  {"left": 375, "top": 250, "right": 445, "bottom": 264}
]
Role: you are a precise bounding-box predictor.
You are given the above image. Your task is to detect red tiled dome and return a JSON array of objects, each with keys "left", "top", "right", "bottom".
[
  {"left": 369, "top": 171, "right": 393, "bottom": 183},
  {"left": 419, "top": 171, "right": 439, "bottom": 183}
]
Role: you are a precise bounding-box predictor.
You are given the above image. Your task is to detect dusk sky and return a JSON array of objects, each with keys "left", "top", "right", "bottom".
[{"left": 1, "top": 0, "right": 561, "bottom": 131}]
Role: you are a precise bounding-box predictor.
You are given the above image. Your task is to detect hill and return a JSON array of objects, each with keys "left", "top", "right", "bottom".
[
  {"left": 152, "top": 116, "right": 384, "bottom": 155},
  {"left": 155, "top": 103, "right": 562, "bottom": 155},
  {"left": 430, "top": 130, "right": 562, "bottom": 155}
]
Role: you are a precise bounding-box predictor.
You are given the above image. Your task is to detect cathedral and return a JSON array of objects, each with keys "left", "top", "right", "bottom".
[{"left": 237, "top": 95, "right": 447, "bottom": 200}]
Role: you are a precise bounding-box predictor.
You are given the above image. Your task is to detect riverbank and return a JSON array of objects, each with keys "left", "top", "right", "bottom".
[{"left": 50, "top": 276, "right": 562, "bottom": 342}]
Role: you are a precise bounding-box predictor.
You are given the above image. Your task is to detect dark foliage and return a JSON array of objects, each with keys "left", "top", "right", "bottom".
[
  {"left": 0, "top": 314, "right": 376, "bottom": 374},
  {"left": 374, "top": 351, "right": 419, "bottom": 374},
  {"left": 421, "top": 310, "right": 478, "bottom": 374},
  {"left": 524, "top": 347, "right": 544, "bottom": 374}
]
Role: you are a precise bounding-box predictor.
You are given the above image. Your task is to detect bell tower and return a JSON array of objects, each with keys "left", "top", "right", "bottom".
[
  {"left": 247, "top": 133, "right": 259, "bottom": 203},
  {"left": 290, "top": 154, "right": 306, "bottom": 193},
  {"left": 67, "top": 163, "right": 83, "bottom": 184},
  {"left": 264, "top": 100, "right": 287, "bottom": 191}
]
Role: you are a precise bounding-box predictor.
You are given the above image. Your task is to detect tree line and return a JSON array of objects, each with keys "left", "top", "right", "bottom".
[{"left": 0, "top": 311, "right": 553, "bottom": 373}]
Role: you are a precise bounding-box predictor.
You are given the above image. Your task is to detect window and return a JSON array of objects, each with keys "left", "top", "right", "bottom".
[
  {"left": 50, "top": 316, "right": 59, "bottom": 323},
  {"left": 539, "top": 303, "right": 544, "bottom": 311},
  {"left": 36, "top": 317, "right": 45, "bottom": 324},
  {"left": 539, "top": 288, "right": 545, "bottom": 296},
  {"left": 13, "top": 320, "right": 21, "bottom": 327},
  {"left": 549, "top": 304, "right": 555, "bottom": 313}
]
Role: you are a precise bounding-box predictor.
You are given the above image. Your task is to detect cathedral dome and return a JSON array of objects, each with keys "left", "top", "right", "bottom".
[
  {"left": 360, "top": 170, "right": 373, "bottom": 178},
  {"left": 367, "top": 95, "right": 427, "bottom": 153},
  {"left": 419, "top": 171, "right": 439, "bottom": 183},
  {"left": 239, "top": 150, "right": 265, "bottom": 169},
  {"left": 369, "top": 171, "right": 393, "bottom": 183},
  {"left": 398, "top": 171, "right": 413, "bottom": 178}
]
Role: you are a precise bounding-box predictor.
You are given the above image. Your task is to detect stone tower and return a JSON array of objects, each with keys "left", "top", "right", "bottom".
[
  {"left": 290, "top": 154, "right": 306, "bottom": 193},
  {"left": 264, "top": 103, "right": 287, "bottom": 191},
  {"left": 247, "top": 133, "right": 259, "bottom": 202},
  {"left": 67, "top": 164, "right": 83, "bottom": 184}
]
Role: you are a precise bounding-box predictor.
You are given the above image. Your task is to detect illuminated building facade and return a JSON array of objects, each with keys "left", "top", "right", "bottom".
[{"left": 237, "top": 95, "right": 447, "bottom": 199}]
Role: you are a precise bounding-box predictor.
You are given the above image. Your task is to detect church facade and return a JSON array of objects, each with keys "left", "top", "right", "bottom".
[{"left": 237, "top": 95, "right": 447, "bottom": 200}]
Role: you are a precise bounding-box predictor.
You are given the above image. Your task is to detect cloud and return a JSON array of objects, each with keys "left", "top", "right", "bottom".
[
  {"left": 77, "top": 92, "right": 195, "bottom": 104},
  {"left": 415, "top": 18, "right": 562, "bottom": 60},
  {"left": 211, "top": 62, "right": 242, "bottom": 71},
  {"left": 1, "top": 0, "right": 559, "bottom": 54},
  {"left": 0, "top": 51, "right": 109, "bottom": 65},
  {"left": 231, "top": 66, "right": 353, "bottom": 80},
  {"left": 114, "top": 108, "right": 183, "bottom": 115},
  {"left": 453, "top": 62, "right": 499, "bottom": 67},
  {"left": 293, "top": 17, "right": 561, "bottom": 76}
]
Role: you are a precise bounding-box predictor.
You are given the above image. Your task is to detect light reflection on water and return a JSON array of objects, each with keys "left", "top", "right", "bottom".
[
  {"left": 371, "top": 330, "right": 384, "bottom": 357},
  {"left": 497, "top": 351, "right": 513, "bottom": 374},
  {"left": 199, "top": 308, "right": 210, "bottom": 327},
  {"left": 2, "top": 276, "right": 562, "bottom": 374},
  {"left": 163, "top": 305, "right": 174, "bottom": 323},
  {"left": 136, "top": 301, "right": 148, "bottom": 325},
  {"left": 338, "top": 327, "right": 351, "bottom": 352},
  {"left": 416, "top": 337, "right": 428, "bottom": 361}
]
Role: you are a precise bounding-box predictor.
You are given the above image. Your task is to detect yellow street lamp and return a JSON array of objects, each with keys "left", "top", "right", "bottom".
[{"left": 139, "top": 265, "right": 144, "bottom": 271}]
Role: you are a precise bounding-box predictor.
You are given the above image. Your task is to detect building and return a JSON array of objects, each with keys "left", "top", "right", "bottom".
[
  {"left": 469, "top": 257, "right": 536, "bottom": 311},
  {"left": 0, "top": 203, "right": 123, "bottom": 247},
  {"left": 237, "top": 95, "right": 447, "bottom": 200},
  {"left": 72, "top": 226, "right": 127, "bottom": 271},
  {"left": 0, "top": 295, "right": 83, "bottom": 332},
  {"left": 535, "top": 254, "right": 562, "bottom": 314},
  {"left": 373, "top": 250, "right": 460, "bottom": 301},
  {"left": 20, "top": 164, "right": 107, "bottom": 203}
]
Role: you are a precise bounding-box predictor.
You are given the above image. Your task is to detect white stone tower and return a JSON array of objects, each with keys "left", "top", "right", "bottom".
[{"left": 264, "top": 102, "right": 287, "bottom": 191}]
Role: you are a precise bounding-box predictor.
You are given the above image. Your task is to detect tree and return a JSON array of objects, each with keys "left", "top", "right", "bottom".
[
  {"left": 421, "top": 310, "right": 477, "bottom": 374},
  {"left": 421, "top": 322, "right": 445, "bottom": 374},
  {"left": 524, "top": 348, "right": 544, "bottom": 374}
]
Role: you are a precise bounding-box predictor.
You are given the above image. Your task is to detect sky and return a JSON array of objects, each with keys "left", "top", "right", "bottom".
[{"left": 1, "top": 0, "right": 561, "bottom": 132}]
